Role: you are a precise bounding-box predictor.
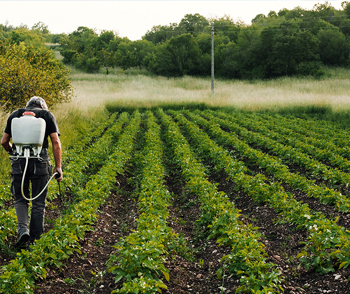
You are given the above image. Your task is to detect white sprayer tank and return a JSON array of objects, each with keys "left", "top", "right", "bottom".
[{"left": 11, "top": 112, "right": 46, "bottom": 156}]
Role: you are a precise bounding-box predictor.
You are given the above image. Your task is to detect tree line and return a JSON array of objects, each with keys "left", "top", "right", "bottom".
[
  {"left": 57, "top": 2, "right": 350, "bottom": 79},
  {"left": 2, "top": 1, "right": 350, "bottom": 81}
]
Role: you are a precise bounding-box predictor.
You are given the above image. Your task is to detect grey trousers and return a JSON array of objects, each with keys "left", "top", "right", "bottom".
[{"left": 11, "top": 155, "right": 51, "bottom": 243}]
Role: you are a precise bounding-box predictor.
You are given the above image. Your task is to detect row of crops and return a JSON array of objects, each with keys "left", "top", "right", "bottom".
[{"left": 1, "top": 109, "right": 350, "bottom": 293}]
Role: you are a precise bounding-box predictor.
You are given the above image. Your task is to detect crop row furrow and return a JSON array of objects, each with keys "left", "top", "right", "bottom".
[
  {"left": 58, "top": 112, "right": 129, "bottom": 196},
  {"left": 220, "top": 111, "right": 350, "bottom": 172},
  {"left": 0, "top": 111, "right": 141, "bottom": 294},
  {"left": 169, "top": 110, "right": 350, "bottom": 275},
  {"left": 255, "top": 113, "right": 350, "bottom": 148},
  {"left": 237, "top": 112, "right": 350, "bottom": 161},
  {"left": 61, "top": 112, "right": 118, "bottom": 166},
  {"left": 187, "top": 110, "right": 350, "bottom": 213},
  {"left": 207, "top": 110, "right": 350, "bottom": 191},
  {"left": 160, "top": 109, "right": 284, "bottom": 293},
  {"left": 107, "top": 111, "right": 175, "bottom": 293}
]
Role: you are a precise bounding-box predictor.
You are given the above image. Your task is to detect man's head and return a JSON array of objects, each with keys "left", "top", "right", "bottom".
[{"left": 26, "top": 96, "right": 48, "bottom": 110}]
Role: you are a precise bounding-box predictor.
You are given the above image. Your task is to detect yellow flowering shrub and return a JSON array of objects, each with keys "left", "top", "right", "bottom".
[{"left": 0, "top": 41, "right": 72, "bottom": 111}]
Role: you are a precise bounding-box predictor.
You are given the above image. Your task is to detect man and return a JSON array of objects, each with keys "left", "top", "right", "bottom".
[{"left": 1, "top": 96, "right": 63, "bottom": 249}]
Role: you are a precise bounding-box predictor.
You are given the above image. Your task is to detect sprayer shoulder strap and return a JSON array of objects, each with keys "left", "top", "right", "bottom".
[
  {"left": 15, "top": 108, "right": 48, "bottom": 119},
  {"left": 35, "top": 110, "right": 49, "bottom": 119},
  {"left": 16, "top": 109, "right": 27, "bottom": 117}
]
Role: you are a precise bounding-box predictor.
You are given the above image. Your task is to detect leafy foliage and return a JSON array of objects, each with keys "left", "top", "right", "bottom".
[
  {"left": 0, "top": 41, "right": 72, "bottom": 111},
  {"left": 149, "top": 34, "right": 202, "bottom": 77}
]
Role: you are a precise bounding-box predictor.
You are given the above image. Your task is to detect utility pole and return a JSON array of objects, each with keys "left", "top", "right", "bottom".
[{"left": 211, "top": 22, "right": 214, "bottom": 94}]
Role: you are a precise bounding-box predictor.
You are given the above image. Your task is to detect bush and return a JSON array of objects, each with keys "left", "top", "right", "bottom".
[{"left": 0, "top": 42, "right": 73, "bottom": 111}]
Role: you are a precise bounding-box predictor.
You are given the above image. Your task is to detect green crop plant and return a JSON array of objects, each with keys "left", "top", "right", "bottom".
[
  {"left": 176, "top": 109, "right": 350, "bottom": 275},
  {"left": 107, "top": 111, "right": 174, "bottom": 293},
  {"left": 198, "top": 110, "right": 350, "bottom": 213},
  {"left": 159, "top": 109, "right": 283, "bottom": 293}
]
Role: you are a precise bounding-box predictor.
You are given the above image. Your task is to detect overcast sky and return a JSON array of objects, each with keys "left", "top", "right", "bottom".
[{"left": 0, "top": 1, "right": 345, "bottom": 40}]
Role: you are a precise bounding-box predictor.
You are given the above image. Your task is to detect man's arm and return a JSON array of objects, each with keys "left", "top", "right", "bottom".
[
  {"left": 49, "top": 132, "right": 63, "bottom": 182},
  {"left": 1, "top": 133, "right": 12, "bottom": 152}
]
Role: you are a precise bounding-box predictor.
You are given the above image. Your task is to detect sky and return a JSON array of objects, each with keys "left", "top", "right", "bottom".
[{"left": 0, "top": 1, "right": 345, "bottom": 40}]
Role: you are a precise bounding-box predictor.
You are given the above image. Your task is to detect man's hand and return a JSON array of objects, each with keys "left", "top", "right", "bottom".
[
  {"left": 53, "top": 166, "right": 63, "bottom": 182},
  {"left": 1, "top": 133, "right": 11, "bottom": 152}
]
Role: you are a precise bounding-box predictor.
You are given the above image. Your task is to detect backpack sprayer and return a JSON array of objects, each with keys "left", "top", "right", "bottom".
[{"left": 10, "top": 111, "right": 59, "bottom": 201}]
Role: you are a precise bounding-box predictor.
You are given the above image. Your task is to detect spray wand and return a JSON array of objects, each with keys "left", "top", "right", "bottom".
[{"left": 18, "top": 147, "right": 59, "bottom": 201}]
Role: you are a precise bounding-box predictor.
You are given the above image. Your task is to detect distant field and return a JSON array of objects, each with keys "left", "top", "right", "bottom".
[{"left": 64, "top": 66, "right": 350, "bottom": 111}]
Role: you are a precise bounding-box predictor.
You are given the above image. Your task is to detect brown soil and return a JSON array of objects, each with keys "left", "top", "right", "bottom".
[
  {"left": 34, "top": 173, "right": 138, "bottom": 294},
  {"left": 211, "top": 165, "right": 350, "bottom": 294}
]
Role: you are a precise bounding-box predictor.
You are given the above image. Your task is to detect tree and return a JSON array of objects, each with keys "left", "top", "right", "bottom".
[
  {"left": 268, "top": 11, "right": 278, "bottom": 18},
  {"left": 339, "top": 19, "right": 350, "bottom": 35},
  {"left": 108, "top": 36, "right": 124, "bottom": 52},
  {"left": 312, "top": 2, "right": 336, "bottom": 23},
  {"left": 317, "top": 28, "right": 349, "bottom": 65},
  {"left": 30, "top": 22, "right": 51, "bottom": 43},
  {"left": 219, "top": 26, "right": 264, "bottom": 79},
  {"left": 283, "top": 6, "right": 308, "bottom": 20},
  {"left": 143, "top": 23, "right": 179, "bottom": 44},
  {"left": 8, "top": 28, "right": 43, "bottom": 48},
  {"left": 59, "top": 26, "right": 98, "bottom": 64},
  {"left": 300, "top": 18, "right": 336, "bottom": 35},
  {"left": 252, "top": 14, "right": 266, "bottom": 24},
  {"left": 95, "top": 31, "right": 120, "bottom": 74},
  {"left": 278, "top": 8, "right": 289, "bottom": 18},
  {"left": 343, "top": 1, "right": 350, "bottom": 19},
  {"left": 132, "top": 40, "right": 155, "bottom": 69},
  {"left": 195, "top": 33, "right": 228, "bottom": 55},
  {"left": 178, "top": 14, "right": 209, "bottom": 36},
  {"left": 50, "top": 33, "right": 65, "bottom": 44},
  {"left": 98, "top": 30, "right": 115, "bottom": 48},
  {"left": 32, "top": 21, "right": 50, "bottom": 35},
  {"left": 0, "top": 42, "right": 72, "bottom": 111},
  {"left": 98, "top": 47, "right": 116, "bottom": 74},
  {"left": 215, "top": 42, "right": 239, "bottom": 78},
  {"left": 236, "top": 25, "right": 261, "bottom": 49},
  {"left": 260, "top": 20, "right": 320, "bottom": 77},
  {"left": 209, "top": 15, "right": 241, "bottom": 43},
  {"left": 116, "top": 42, "right": 138, "bottom": 72},
  {"left": 152, "top": 34, "right": 202, "bottom": 77}
]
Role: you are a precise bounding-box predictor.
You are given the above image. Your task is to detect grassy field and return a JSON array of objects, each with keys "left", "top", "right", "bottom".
[{"left": 67, "top": 66, "right": 350, "bottom": 112}]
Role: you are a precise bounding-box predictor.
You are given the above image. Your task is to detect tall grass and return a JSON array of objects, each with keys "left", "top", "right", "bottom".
[{"left": 68, "top": 66, "right": 350, "bottom": 112}]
